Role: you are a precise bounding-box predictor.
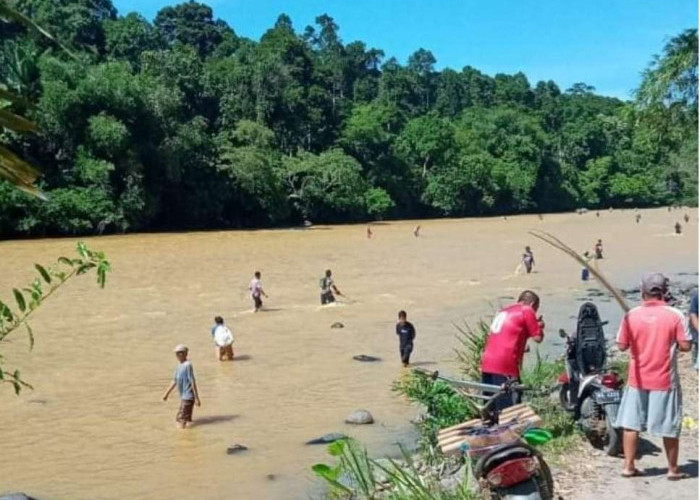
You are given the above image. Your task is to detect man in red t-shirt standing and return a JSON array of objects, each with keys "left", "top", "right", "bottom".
[
  {"left": 480, "top": 290, "right": 544, "bottom": 409},
  {"left": 615, "top": 273, "right": 692, "bottom": 480}
]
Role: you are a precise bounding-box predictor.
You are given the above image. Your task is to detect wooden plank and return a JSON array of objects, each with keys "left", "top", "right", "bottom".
[
  {"left": 437, "top": 405, "right": 535, "bottom": 437},
  {"left": 438, "top": 415, "right": 543, "bottom": 447}
]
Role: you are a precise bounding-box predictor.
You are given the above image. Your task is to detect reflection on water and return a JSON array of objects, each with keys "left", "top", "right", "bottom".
[{"left": 0, "top": 208, "right": 696, "bottom": 500}]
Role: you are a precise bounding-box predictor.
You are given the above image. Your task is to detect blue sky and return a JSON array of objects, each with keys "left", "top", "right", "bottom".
[{"left": 113, "top": 0, "right": 697, "bottom": 100}]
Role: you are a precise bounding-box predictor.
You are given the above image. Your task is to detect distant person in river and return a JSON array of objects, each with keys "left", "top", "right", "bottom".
[
  {"left": 522, "top": 246, "right": 535, "bottom": 274},
  {"left": 249, "top": 271, "right": 268, "bottom": 312},
  {"left": 396, "top": 310, "right": 416, "bottom": 367},
  {"left": 320, "top": 269, "right": 343, "bottom": 305},
  {"left": 675, "top": 222, "right": 682, "bottom": 235},
  {"left": 413, "top": 225, "right": 421, "bottom": 237},
  {"left": 480, "top": 291, "right": 544, "bottom": 410},
  {"left": 211, "top": 316, "right": 234, "bottom": 361},
  {"left": 366, "top": 226, "right": 373, "bottom": 239},
  {"left": 614, "top": 273, "right": 691, "bottom": 480},
  {"left": 684, "top": 213, "right": 690, "bottom": 223},
  {"left": 595, "top": 239, "right": 604, "bottom": 259},
  {"left": 636, "top": 214, "right": 642, "bottom": 223},
  {"left": 162, "top": 344, "right": 201, "bottom": 429},
  {"left": 689, "top": 288, "right": 698, "bottom": 370}
]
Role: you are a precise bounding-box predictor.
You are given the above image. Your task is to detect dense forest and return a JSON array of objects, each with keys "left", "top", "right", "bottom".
[{"left": 0, "top": 0, "right": 697, "bottom": 236}]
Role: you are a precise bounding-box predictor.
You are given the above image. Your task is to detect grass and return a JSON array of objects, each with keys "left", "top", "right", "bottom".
[{"left": 312, "top": 438, "right": 480, "bottom": 500}]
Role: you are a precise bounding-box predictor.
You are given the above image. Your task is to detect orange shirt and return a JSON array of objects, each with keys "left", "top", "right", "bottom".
[{"left": 617, "top": 300, "right": 690, "bottom": 391}]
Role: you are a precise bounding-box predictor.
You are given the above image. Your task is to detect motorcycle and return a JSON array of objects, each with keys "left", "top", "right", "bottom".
[
  {"left": 416, "top": 370, "right": 554, "bottom": 500},
  {"left": 556, "top": 302, "right": 623, "bottom": 456}
]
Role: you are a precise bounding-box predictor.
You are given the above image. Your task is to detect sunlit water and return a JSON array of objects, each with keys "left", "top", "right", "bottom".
[{"left": 1, "top": 208, "right": 696, "bottom": 500}]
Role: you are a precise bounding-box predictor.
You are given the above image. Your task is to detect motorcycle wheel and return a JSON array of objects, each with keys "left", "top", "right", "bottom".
[
  {"left": 604, "top": 411, "right": 622, "bottom": 456},
  {"left": 580, "top": 396, "right": 605, "bottom": 449},
  {"left": 558, "top": 383, "right": 570, "bottom": 409}
]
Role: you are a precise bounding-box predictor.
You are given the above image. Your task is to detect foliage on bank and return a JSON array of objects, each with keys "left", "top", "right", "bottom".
[{"left": 0, "top": 1, "right": 696, "bottom": 235}]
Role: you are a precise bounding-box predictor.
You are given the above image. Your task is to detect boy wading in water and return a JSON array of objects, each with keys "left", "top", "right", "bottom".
[
  {"left": 249, "top": 271, "right": 268, "bottom": 312},
  {"left": 396, "top": 310, "right": 416, "bottom": 367},
  {"left": 522, "top": 246, "right": 535, "bottom": 274},
  {"left": 320, "top": 269, "right": 342, "bottom": 305},
  {"left": 211, "top": 316, "right": 234, "bottom": 361},
  {"left": 162, "top": 344, "right": 201, "bottom": 429}
]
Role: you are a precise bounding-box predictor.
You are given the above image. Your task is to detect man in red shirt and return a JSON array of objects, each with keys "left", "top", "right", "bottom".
[
  {"left": 481, "top": 290, "right": 544, "bottom": 409},
  {"left": 615, "top": 273, "right": 692, "bottom": 480}
]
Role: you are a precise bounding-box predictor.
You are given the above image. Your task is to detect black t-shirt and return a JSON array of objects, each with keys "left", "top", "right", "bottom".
[{"left": 396, "top": 321, "right": 416, "bottom": 345}]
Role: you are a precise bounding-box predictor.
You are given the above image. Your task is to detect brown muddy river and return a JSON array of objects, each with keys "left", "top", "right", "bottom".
[{"left": 1, "top": 208, "right": 697, "bottom": 500}]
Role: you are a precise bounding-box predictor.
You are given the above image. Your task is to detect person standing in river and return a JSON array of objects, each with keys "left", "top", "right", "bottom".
[
  {"left": 320, "top": 269, "right": 342, "bottom": 305},
  {"left": 522, "top": 246, "right": 535, "bottom": 274},
  {"left": 396, "top": 310, "right": 416, "bottom": 367},
  {"left": 595, "top": 239, "right": 604, "bottom": 259},
  {"left": 249, "top": 271, "right": 268, "bottom": 313},
  {"left": 162, "top": 344, "right": 201, "bottom": 429},
  {"left": 614, "top": 273, "right": 692, "bottom": 480}
]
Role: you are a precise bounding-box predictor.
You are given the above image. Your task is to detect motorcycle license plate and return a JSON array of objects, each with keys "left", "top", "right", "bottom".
[{"left": 595, "top": 391, "right": 621, "bottom": 404}]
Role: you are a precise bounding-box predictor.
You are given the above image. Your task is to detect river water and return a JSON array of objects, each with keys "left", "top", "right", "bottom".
[{"left": 1, "top": 208, "right": 697, "bottom": 500}]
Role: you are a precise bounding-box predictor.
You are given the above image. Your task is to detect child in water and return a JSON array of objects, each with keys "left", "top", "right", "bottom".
[
  {"left": 522, "top": 246, "right": 535, "bottom": 274},
  {"left": 396, "top": 310, "right": 416, "bottom": 367},
  {"left": 162, "top": 344, "right": 201, "bottom": 429}
]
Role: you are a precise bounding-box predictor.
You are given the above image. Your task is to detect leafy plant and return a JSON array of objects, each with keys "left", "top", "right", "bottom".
[
  {"left": 0, "top": 242, "right": 111, "bottom": 394},
  {"left": 453, "top": 318, "right": 490, "bottom": 380}
]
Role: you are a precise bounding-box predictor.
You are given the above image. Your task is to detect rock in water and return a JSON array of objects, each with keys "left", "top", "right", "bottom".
[
  {"left": 0, "top": 495, "right": 37, "bottom": 500},
  {"left": 305, "top": 432, "right": 347, "bottom": 445},
  {"left": 331, "top": 322, "right": 344, "bottom": 329},
  {"left": 226, "top": 444, "right": 248, "bottom": 454},
  {"left": 345, "top": 409, "right": 374, "bottom": 425},
  {"left": 353, "top": 354, "right": 381, "bottom": 362}
]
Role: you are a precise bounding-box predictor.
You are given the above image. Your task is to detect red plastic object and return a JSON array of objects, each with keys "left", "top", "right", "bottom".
[
  {"left": 601, "top": 373, "right": 620, "bottom": 389},
  {"left": 486, "top": 457, "right": 537, "bottom": 488},
  {"left": 558, "top": 373, "right": 569, "bottom": 384}
]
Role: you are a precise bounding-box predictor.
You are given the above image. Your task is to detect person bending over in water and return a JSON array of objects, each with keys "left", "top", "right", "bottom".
[
  {"left": 481, "top": 291, "right": 544, "bottom": 410},
  {"left": 522, "top": 246, "right": 535, "bottom": 274},
  {"left": 211, "top": 316, "right": 234, "bottom": 361},
  {"left": 396, "top": 310, "right": 416, "bottom": 367},
  {"left": 162, "top": 344, "right": 201, "bottom": 429},
  {"left": 249, "top": 271, "right": 268, "bottom": 313},
  {"left": 366, "top": 226, "right": 373, "bottom": 239},
  {"left": 413, "top": 225, "right": 421, "bottom": 237},
  {"left": 636, "top": 214, "right": 642, "bottom": 223},
  {"left": 320, "top": 269, "right": 343, "bottom": 305}
]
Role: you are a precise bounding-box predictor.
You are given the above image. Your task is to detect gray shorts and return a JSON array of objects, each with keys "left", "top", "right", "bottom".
[{"left": 614, "top": 385, "right": 683, "bottom": 438}]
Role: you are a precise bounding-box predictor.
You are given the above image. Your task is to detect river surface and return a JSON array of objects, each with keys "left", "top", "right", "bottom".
[{"left": 1, "top": 208, "right": 697, "bottom": 500}]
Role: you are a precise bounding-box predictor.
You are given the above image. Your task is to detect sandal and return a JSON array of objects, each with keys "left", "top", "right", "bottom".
[
  {"left": 667, "top": 472, "right": 690, "bottom": 481},
  {"left": 621, "top": 469, "right": 645, "bottom": 478}
]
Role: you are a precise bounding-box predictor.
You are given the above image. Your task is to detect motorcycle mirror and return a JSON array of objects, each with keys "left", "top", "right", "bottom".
[{"left": 558, "top": 329, "right": 567, "bottom": 338}]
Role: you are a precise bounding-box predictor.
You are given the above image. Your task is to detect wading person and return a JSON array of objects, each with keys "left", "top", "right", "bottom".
[
  {"left": 636, "top": 214, "right": 642, "bottom": 224},
  {"left": 615, "top": 273, "right": 692, "bottom": 480},
  {"left": 367, "top": 226, "right": 373, "bottom": 239},
  {"left": 396, "top": 310, "right": 416, "bottom": 367},
  {"left": 211, "top": 316, "right": 234, "bottom": 361},
  {"left": 522, "top": 246, "right": 535, "bottom": 274},
  {"left": 595, "top": 239, "right": 604, "bottom": 259},
  {"left": 162, "top": 345, "right": 201, "bottom": 429},
  {"left": 675, "top": 222, "right": 682, "bottom": 235},
  {"left": 413, "top": 225, "right": 421, "bottom": 237},
  {"left": 320, "top": 269, "right": 342, "bottom": 305},
  {"left": 249, "top": 271, "right": 268, "bottom": 313},
  {"left": 480, "top": 291, "right": 544, "bottom": 410}
]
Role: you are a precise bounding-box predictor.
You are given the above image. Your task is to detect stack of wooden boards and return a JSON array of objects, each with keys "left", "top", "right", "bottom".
[{"left": 438, "top": 403, "right": 543, "bottom": 457}]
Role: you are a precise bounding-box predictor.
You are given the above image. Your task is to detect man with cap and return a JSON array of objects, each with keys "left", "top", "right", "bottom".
[
  {"left": 162, "top": 344, "right": 201, "bottom": 428},
  {"left": 615, "top": 273, "right": 692, "bottom": 479}
]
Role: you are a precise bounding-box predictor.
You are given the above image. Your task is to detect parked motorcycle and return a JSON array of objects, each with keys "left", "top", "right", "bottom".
[
  {"left": 417, "top": 370, "right": 554, "bottom": 500},
  {"left": 556, "top": 302, "right": 623, "bottom": 456}
]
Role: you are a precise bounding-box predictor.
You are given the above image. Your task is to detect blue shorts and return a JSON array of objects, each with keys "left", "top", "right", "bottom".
[{"left": 614, "top": 386, "right": 682, "bottom": 438}]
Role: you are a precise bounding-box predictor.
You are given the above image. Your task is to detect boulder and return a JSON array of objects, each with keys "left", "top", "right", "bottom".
[
  {"left": 226, "top": 444, "right": 248, "bottom": 455},
  {"left": 331, "top": 322, "right": 344, "bottom": 329},
  {"left": 353, "top": 354, "right": 381, "bottom": 362},
  {"left": 345, "top": 409, "right": 374, "bottom": 425},
  {"left": 0, "top": 494, "right": 37, "bottom": 500},
  {"left": 305, "top": 432, "right": 347, "bottom": 445}
]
